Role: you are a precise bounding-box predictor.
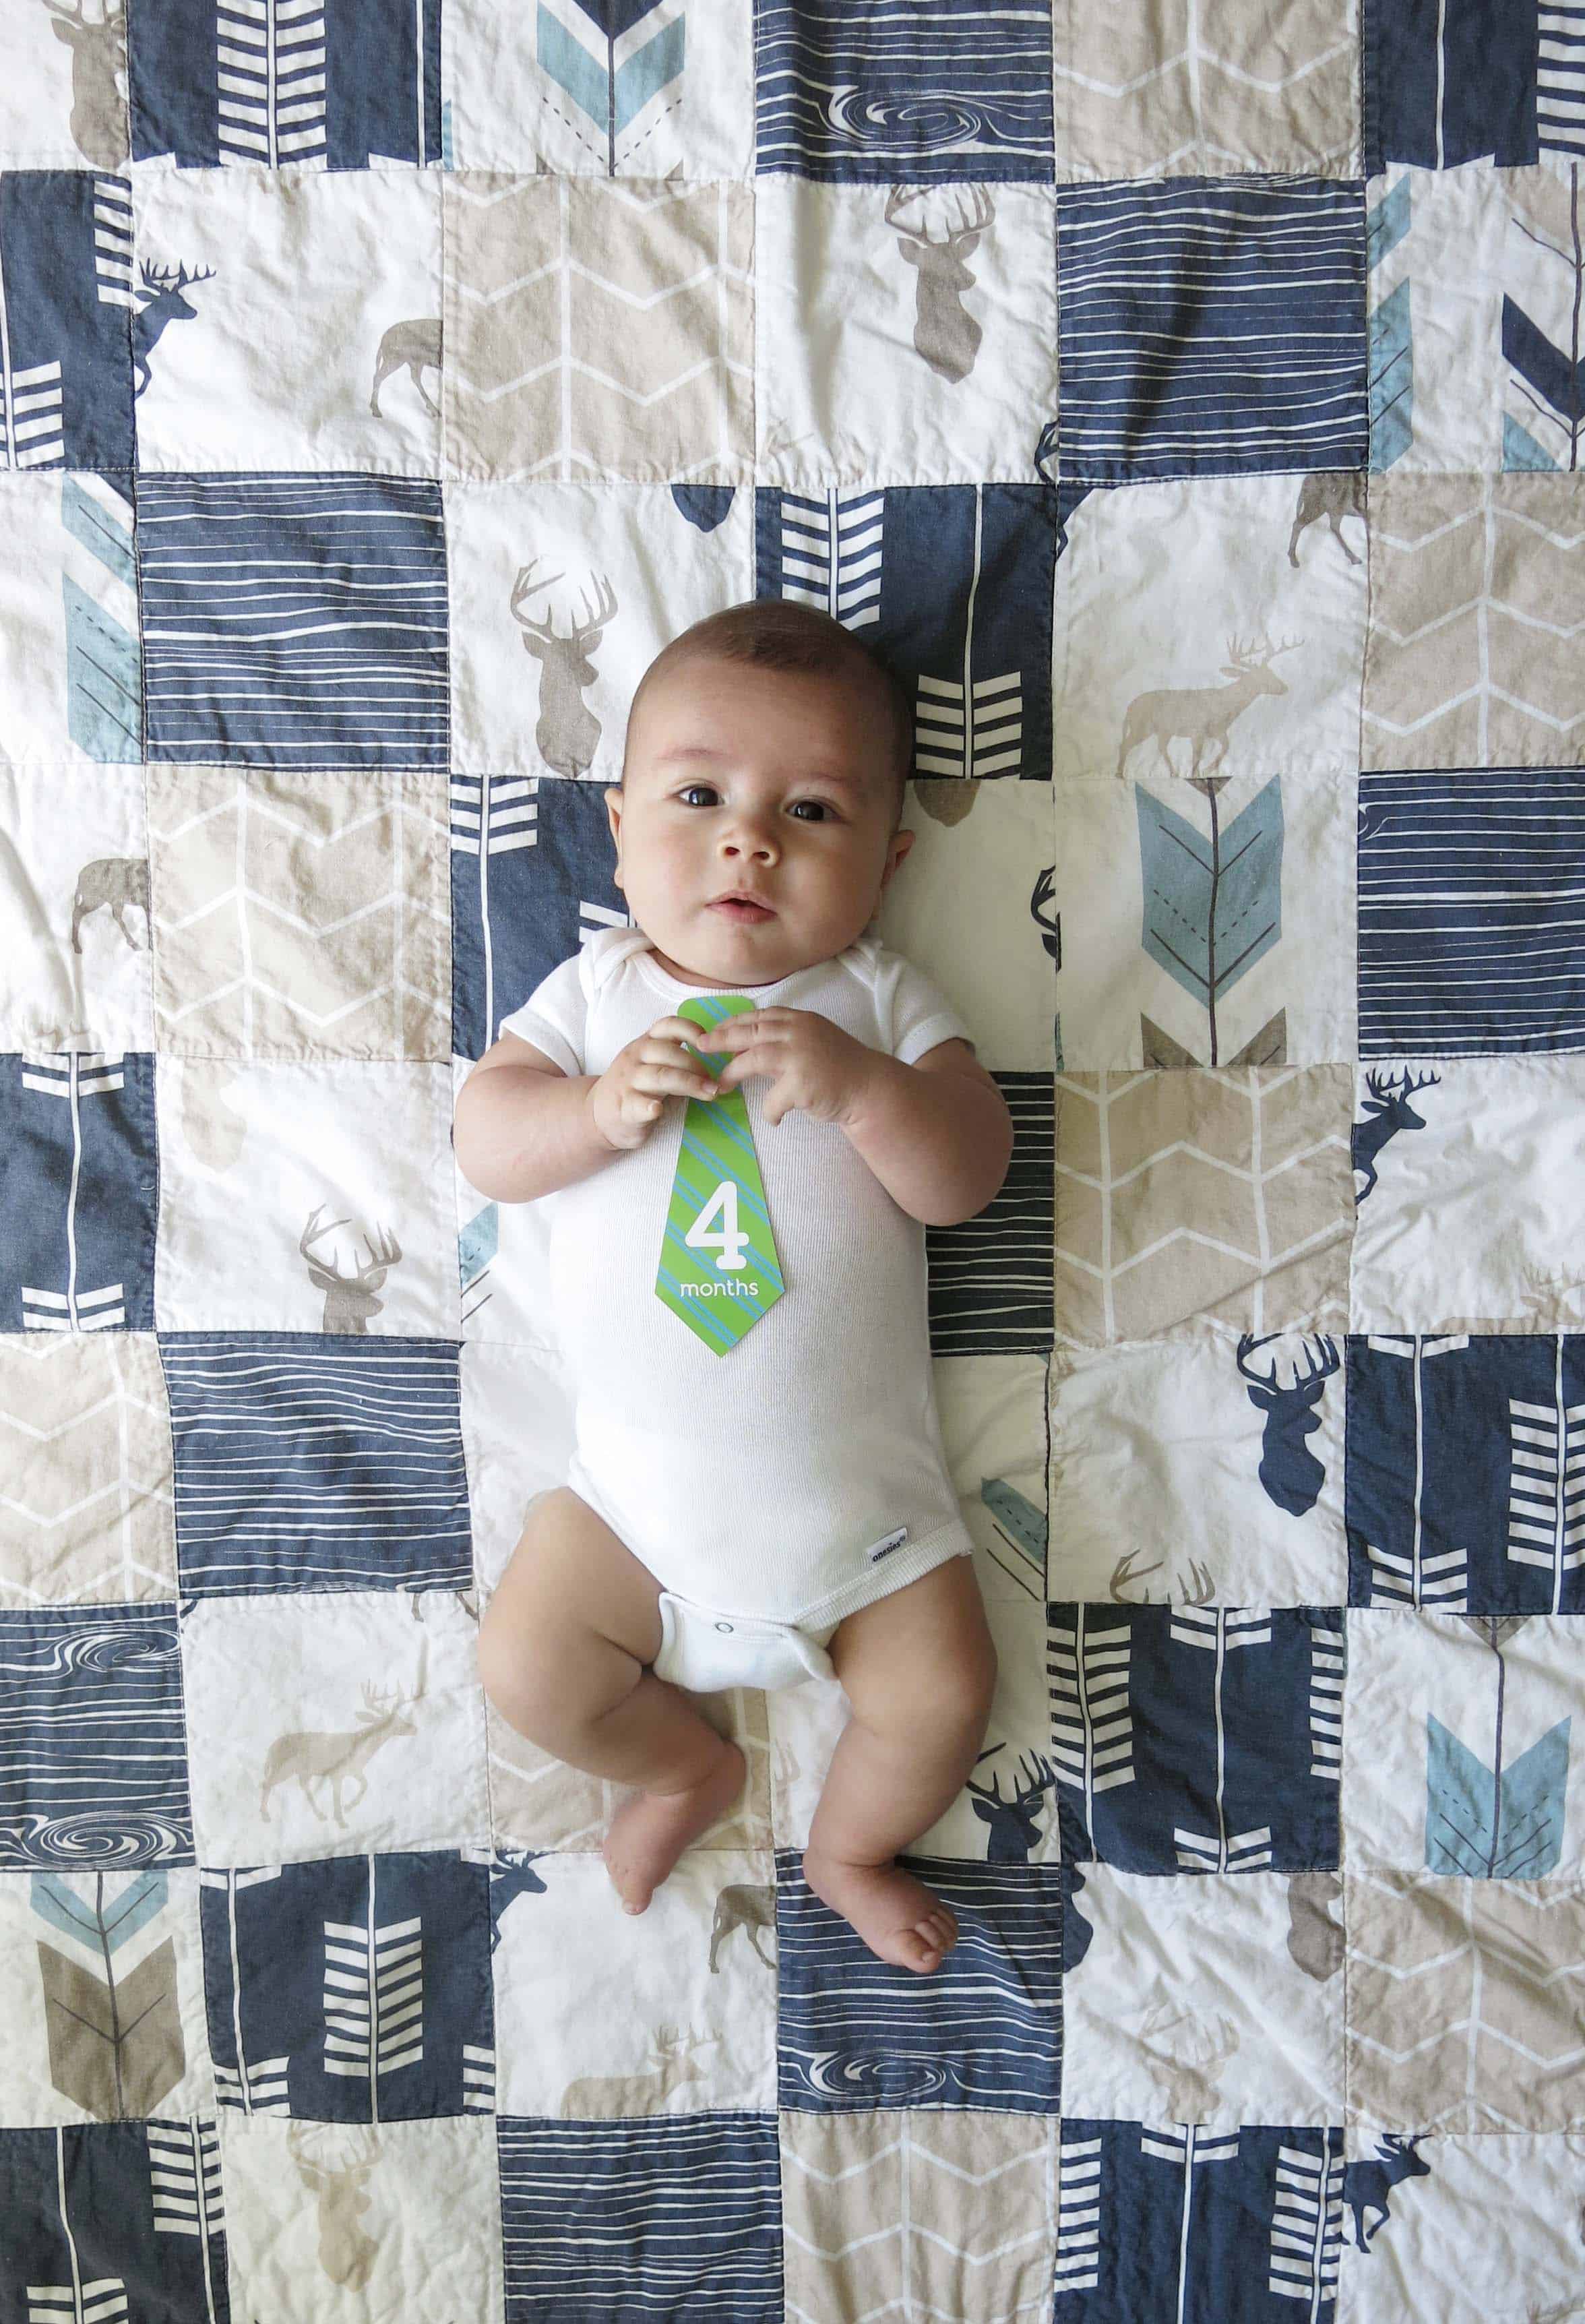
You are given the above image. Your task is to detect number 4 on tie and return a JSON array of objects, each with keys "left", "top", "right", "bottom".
[{"left": 654, "top": 993, "right": 786, "bottom": 1353}]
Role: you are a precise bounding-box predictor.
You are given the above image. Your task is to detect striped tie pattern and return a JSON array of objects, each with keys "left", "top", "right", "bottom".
[{"left": 654, "top": 994, "right": 786, "bottom": 1353}]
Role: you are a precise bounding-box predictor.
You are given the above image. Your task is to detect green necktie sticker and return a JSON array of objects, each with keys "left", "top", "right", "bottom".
[{"left": 655, "top": 993, "right": 786, "bottom": 1353}]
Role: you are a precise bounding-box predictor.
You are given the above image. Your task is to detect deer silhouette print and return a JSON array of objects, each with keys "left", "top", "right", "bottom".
[
  {"left": 966, "top": 1747, "right": 1057, "bottom": 1862},
  {"left": 131, "top": 259, "right": 217, "bottom": 399},
  {"left": 1235, "top": 1333, "right": 1340, "bottom": 1517},
  {"left": 1117, "top": 631, "right": 1301, "bottom": 781},
  {"left": 285, "top": 2125, "right": 380, "bottom": 2292},
  {"left": 560, "top": 2026, "right": 716, "bottom": 2119},
  {"left": 510, "top": 560, "right": 617, "bottom": 778},
  {"left": 259, "top": 1638, "right": 426, "bottom": 1826},
  {"left": 71, "top": 855, "right": 148, "bottom": 952},
  {"left": 883, "top": 185, "right": 993, "bottom": 382},
  {"left": 299, "top": 1204, "right": 404, "bottom": 1333},
  {"left": 370, "top": 317, "right": 441, "bottom": 417},
  {"left": 1352, "top": 1068, "right": 1441, "bottom": 1204},
  {"left": 40, "top": 0, "right": 126, "bottom": 167},
  {"left": 1343, "top": 2134, "right": 1431, "bottom": 2251}
]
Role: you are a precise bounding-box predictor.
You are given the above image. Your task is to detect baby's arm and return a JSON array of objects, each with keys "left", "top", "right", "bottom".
[
  {"left": 452, "top": 1020, "right": 720, "bottom": 1203},
  {"left": 840, "top": 1039, "right": 1013, "bottom": 1228}
]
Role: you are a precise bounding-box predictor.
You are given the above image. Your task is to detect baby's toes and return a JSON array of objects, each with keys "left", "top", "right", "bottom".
[{"left": 921, "top": 1907, "right": 958, "bottom": 1952}]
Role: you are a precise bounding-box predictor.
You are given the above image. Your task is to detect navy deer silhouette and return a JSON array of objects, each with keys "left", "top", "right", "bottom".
[
  {"left": 966, "top": 1747, "right": 1057, "bottom": 1862},
  {"left": 1235, "top": 1333, "right": 1340, "bottom": 1517},
  {"left": 1344, "top": 2134, "right": 1431, "bottom": 2251},
  {"left": 1351, "top": 1067, "right": 1441, "bottom": 1203}
]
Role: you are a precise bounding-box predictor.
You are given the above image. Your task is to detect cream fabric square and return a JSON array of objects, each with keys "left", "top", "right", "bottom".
[
  {"left": 0, "top": 474, "right": 139, "bottom": 773},
  {"left": 1350, "top": 1057, "right": 1585, "bottom": 1333},
  {"left": 1051, "top": 1335, "right": 1347, "bottom": 1607},
  {"left": 443, "top": 0, "right": 753, "bottom": 179},
  {"left": 130, "top": 158, "right": 442, "bottom": 474},
  {"left": 445, "top": 477, "right": 751, "bottom": 777},
  {"left": 1055, "top": 474, "right": 1367, "bottom": 785},
  {"left": 182, "top": 1590, "right": 488, "bottom": 1866},
  {"left": 1053, "top": 768, "right": 1357, "bottom": 1070},
  {"left": 0, "top": 762, "right": 152, "bottom": 1053},
  {"left": 491, "top": 1847, "right": 778, "bottom": 2116},
  {"left": 756, "top": 179, "right": 1060, "bottom": 489},
  {"left": 147, "top": 767, "right": 451, "bottom": 1061},
  {"left": 155, "top": 1056, "right": 460, "bottom": 1335},
  {"left": 0, "top": 1865, "right": 212, "bottom": 2126},
  {"left": 1061, "top": 1864, "right": 1342, "bottom": 2125}
]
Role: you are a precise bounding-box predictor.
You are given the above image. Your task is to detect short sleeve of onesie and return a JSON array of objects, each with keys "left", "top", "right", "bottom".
[
  {"left": 497, "top": 948, "right": 591, "bottom": 1078},
  {"left": 875, "top": 948, "right": 977, "bottom": 1066}
]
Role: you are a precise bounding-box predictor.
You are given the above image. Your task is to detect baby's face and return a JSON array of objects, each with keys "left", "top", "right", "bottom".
[{"left": 607, "top": 656, "right": 913, "bottom": 987}]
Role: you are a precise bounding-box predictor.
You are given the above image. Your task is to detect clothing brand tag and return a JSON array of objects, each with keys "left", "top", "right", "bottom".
[{"left": 865, "top": 1525, "right": 910, "bottom": 1565}]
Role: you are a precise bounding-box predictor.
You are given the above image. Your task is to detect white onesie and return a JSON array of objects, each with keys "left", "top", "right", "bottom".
[{"left": 497, "top": 924, "right": 979, "bottom": 1694}]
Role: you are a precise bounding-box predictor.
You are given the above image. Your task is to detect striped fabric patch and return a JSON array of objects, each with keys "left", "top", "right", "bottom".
[
  {"left": 160, "top": 1334, "right": 471, "bottom": 1597},
  {"left": 755, "top": 0, "right": 1054, "bottom": 181},
  {"left": 776, "top": 1850, "right": 1063, "bottom": 2111},
  {"left": 1359, "top": 770, "right": 1585, "bottom": 1056},
  {"left": 1539, "top": 1, "right": 1585, "bottom": 155},
  {"left": 138, "top": 473, "right": 449, "bottom": 767},
  {"left": 1057, "top": 178, "right": 1369, "bottom": 481},
  {"left": 499, "top": 2114, "right": 782, "bottom": 2315}
]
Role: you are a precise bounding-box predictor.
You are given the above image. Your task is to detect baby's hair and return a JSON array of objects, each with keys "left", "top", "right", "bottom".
[{"left": 622, "top": 600, "right": 914, "bottom": 828}]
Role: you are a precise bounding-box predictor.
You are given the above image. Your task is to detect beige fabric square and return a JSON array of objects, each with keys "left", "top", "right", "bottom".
[
  {"left": 780, "top": 2110, "right": 1058, "bottom": 2318},
  {"left": 146, "top": 767, "right": 450, "bottom": 1061},
  {"left": 1363, "top": 472, "right": 1585, "bottom": 770},
  {"left": 0, "top": 1335, "right": 175, "bottom": 1609},
  {"left": 443, "top": 173, "right": 754, "bottom": 483},
  {"left": 1055, "top": 1066, "right": 1355, "bottom": 1345},
  {"left": 1054, "top": 0, "right": 1361, "bottom": 179},
  {"left": 1346, "top": 1870, "right": 1585, "bottom": 2132}
]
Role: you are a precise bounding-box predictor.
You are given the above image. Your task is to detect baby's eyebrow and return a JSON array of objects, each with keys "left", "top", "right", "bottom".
[{"left": 654, "top": 746, "right": 864, "bottom": 791}]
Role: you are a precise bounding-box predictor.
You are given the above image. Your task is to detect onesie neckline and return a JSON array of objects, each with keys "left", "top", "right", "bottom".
[{"left": 630, "top": 934, "right": 867, "bottom": 1006}]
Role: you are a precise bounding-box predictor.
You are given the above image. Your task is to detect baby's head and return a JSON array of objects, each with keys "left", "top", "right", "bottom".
[{"left": 606, "top": 601, "right": 916, "bottom": 987}]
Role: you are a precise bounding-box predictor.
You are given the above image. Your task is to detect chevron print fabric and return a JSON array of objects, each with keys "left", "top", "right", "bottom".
[{"left": 5, "top": 0, "right": 1585, "bottom": 2318}]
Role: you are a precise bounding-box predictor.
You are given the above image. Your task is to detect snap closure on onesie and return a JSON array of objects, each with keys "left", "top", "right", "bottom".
[{"left": 653, "top": 1591, "right": 836, "bottom": 1694}]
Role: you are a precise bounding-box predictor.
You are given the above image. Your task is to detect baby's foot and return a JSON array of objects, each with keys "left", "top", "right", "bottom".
[
  {"left": 603, "top": 1739, "right": 746, "bottom": 1916},
  {"left": 802, "top": 1848, "right": 959, "bottom": 1974}
]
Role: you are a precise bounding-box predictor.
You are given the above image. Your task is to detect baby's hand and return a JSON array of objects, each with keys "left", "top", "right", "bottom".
[
  {"left": 702, "top": 1006, "right": 876, "bottom": 1129},
  {"left": 587, "top": 1014, "right": 724, "bottom": 1153}
]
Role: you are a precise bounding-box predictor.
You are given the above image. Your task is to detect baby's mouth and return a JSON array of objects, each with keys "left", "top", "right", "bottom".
[{"left": 709, "top": 897, "right": 776, "bottom": 923}]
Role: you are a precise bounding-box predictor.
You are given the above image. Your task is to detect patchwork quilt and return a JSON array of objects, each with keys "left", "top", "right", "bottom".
[{"left": 1, "top": 0, "right": 1584, "bottom": 2317}]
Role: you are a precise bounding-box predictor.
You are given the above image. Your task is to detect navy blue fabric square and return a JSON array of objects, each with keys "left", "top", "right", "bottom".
[
  {"left": 0, "top": 173, "right": 135, "bottom": 471},
  {"left": 0, "top": 1606, "right": 191, "bottom": 1869},
  {"left": 160, "top": 1334, "right": 471, "bottom": 1599},
  {"left": 0, "top": 1051, "right": 157, "bottom": 1333},
  {"left": 1048, "top": 1605, "right": 1344, "bottom": 1874},
  {"left": 450, "top": 776, "right": 624, "bottom": 1062},
  {"left": 1348, "top": 1333, "right": 1585, "bottom": 1612},
  {"left": 926, "top": 1073, "right": 1054, "bottom": 1358},
  {"left": 0, "top": 2122, "right": 230, "bottom": 2319},
  {"left": 754, "top": 0, "right": 1054, "bottom": 183},
  {"left": 755, "top": 484, "right": 1060, "bottom": 781},
  {"left": 1055, "top": 2120, "right": 1347, "bottom": 2317},
  {"left": 776, "top": 1848, "right": 1062, "bottom": 2112},
  {"left": 199, "top": 1850, "right": 491, "bottom": 2117},
  {"left": 498, "top": 2112, "right": 783, "bottom": 2322},
  {"left": 137, "top": 475, "right": 448, "bottom": 768},
  {"left": 1363, "top": 0, "right": 1543, "bottom": 173},
  {"left": 130, "top": 0, "right": 443, "bottom": 168},
  {"left": 1359, "top": 772, "right": 1585, "bottom": 1057},
  {"left": 1056, "top": 179, "right": 1368, "bottom": 482}
]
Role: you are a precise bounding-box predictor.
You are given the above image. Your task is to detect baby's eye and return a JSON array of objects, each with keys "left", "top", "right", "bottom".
[
  {"left": 677, "top": 785, "right": 719, "bottom": 807},
  {"left": 788, "top": 800, "right": 834, "bottom": 822}
]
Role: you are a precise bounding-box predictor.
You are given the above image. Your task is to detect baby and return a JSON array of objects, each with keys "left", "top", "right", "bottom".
[{"left": 454, "top": 601, "right": 1013, "bottom": 1975}]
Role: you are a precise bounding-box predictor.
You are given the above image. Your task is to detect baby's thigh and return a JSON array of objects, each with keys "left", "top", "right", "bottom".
[
  {"left": 478, "top": 1486, "right": 664, "bottom": 1685},
  {"left": 828, "top": 1558, "right": 996, "bottom": 1736}
]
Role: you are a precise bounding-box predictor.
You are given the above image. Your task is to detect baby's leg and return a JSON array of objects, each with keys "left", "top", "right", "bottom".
[
  {"left": 476, "top": 1486, "right": 745, "bottom": 1914},
  {"left": 804, "top": 1555, "right": 997, "bottom": 1975}
]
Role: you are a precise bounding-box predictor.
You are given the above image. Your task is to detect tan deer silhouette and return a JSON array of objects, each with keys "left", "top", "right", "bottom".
[
  {"left": 298, "top": 1204, "right": 404, "bottom": 1334},
  {"left": 1116, "top": 630, "right": 1302, "bottom": 780},
  {"left": 370, "top": 317, "right": 441, "bottom": 417},
  {"left": 883, "top": 185, "right": 993, "bottom": 382},
  {"left": 559, "top": 2025, "right": 716, "bottom": 2119},
  {"left": 260, "top": 1638, "right": 427, "bottom": 1827},
  {"left": 509, "top": 561, "right": 617, "bottom": 778},
  {"left": 285, "top": 2124, "right": 380, "bottom": 2292},
  {"left": 40, "top": 0, "right": 126, "bottom": 166}
]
